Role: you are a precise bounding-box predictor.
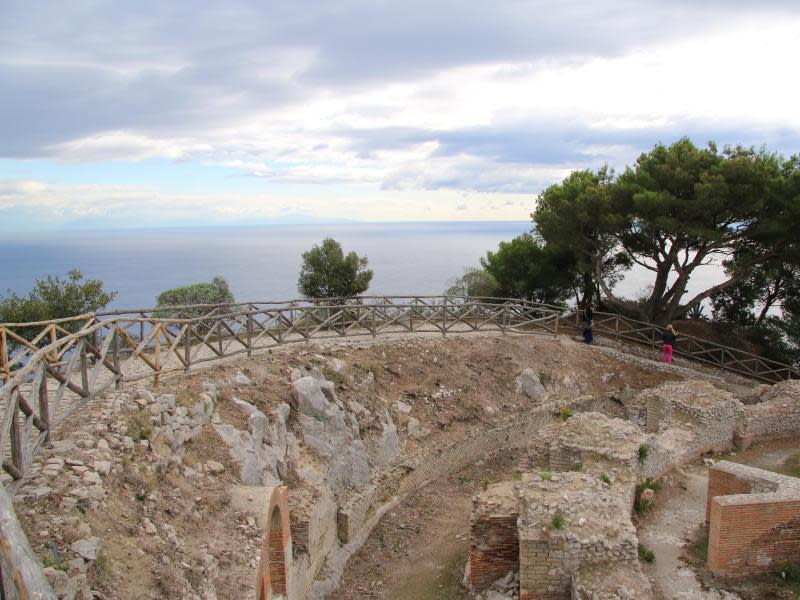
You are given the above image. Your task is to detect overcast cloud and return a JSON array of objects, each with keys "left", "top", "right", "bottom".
[{"left": 1, "top": 0, "right": 799, "bottom": 229}]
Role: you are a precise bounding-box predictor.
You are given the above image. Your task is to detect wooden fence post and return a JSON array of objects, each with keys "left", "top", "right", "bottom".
[
  {"left": 113, "top": 327, "right": 123, "bottom": 391},
  {"left": 0, "top": 327, "right": 8, "bottom": 384},
  {"left": 153, "top": 324, "right": 161, "bottom": 388},
  {"left": 246, "top": 309, "right": 253, "bottom": 357},
  {"left": 0, "top": 485, "right": 58, "bottom": 599},
  {"left": 38, "top": 363, "right": 51, "bottom": 445},
  {"left": 442, "top": 297, "right": 447, "bottom": 336},
  {"left": 184, "top": 323, "right": 192, "bottom": 372},
  {"left": 80, "top": 341, "right": 89, "bottom": 394}
]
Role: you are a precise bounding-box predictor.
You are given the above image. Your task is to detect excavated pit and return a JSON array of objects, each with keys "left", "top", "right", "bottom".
[{"left": 12, "top": 331, "right": 798, "bottom": 600}]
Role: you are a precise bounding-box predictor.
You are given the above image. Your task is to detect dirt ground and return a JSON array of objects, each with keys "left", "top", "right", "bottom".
[
  {"left": 18, "top": 330, "right": 690, "bottom": 600},
  {"left": 637, "top": 439, "right": 800, "bottom": 600},
  {"left": 330, "top": 453, "right": 521, "bottom": 600}
]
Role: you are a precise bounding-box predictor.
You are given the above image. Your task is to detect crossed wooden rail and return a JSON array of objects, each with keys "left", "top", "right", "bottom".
[
  {"left": 583, "top": 311, "right": 800, "bottom": 384},
  {"left": 0, "top": 295, "right": 797, "bottom": 599}
]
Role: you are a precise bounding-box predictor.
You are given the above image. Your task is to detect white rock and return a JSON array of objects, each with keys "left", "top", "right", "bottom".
[
  {"left": 234, "top": 371, "right": 252, "bottom": 385},
  {"left": 71, "top": 537, "right": 101, "bottom": 561},
  {"left": 205, "top": 461, "right": 225, "bottom": 474}
]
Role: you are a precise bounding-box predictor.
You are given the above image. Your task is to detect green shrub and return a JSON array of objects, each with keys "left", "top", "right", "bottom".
[
  {"left": 539, "top": 469, "right": 552, "bottom": 481},
  {"left": 634, "top": 478, "right": 661, "bottom": 514},
  {"left": 126, "top": 410, "right": 153, "bottom": 442},
  {"left": 600, "top": 473, "right": 611, "bottom": 485},
  {"left": 90, "top": 550, "right": 111, "bottom": 581},
  {"left": 638, "top": 445, "right": 650, "bottom": 463},
  {"left": 559, "top": 406, "right": 573, "bottom": 421},
  {"left": 298, "top": 238, "right": 373, "bottom": 300},
  {"left": 321, "top": 366, "right": 347, "bottom": 385},
  {"left": 41, "top": 555, "right": 67, "bottom": 571},
  {"left": 551, "top": 511, "right": 565, "bottom": 530},
  {"left": 155, "top": 276, "right": 234, "bottom": 317},
  {"left": 0, "top": 270, "right": 116, "bottom": 344},
  {"left": 482, "top": 476, "right": 492, "bottom": 491},
  {"left": 638, "top": 544, "right": 655, "bottom": 563}
]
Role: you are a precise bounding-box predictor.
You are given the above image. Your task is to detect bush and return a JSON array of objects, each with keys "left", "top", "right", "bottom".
[
  {"left": 0, "top": 270, "right": 116, "bottom": 337},
  {"left": 445, "top": 267, "right": 500, "bottom": 298},
  {"left": 539, "top": 469, "right": 552, "bottom": 481},
  {"left": 634, "top": 478, "right": 661, "bottom": 514},
  {"left": 126, "top": 410, "right": 153, "bottom": 442},
  {"left": 638, "top": 544, "right": 655, "bottom": 563},
  {"left": 155, "top": 276, "right": 234, "bottom": 317},
  {"left": 559, "top": 406, "right": 573, "bottom": 421},
  {"left": 551, "top": 511, "right": 565, "bottom": 530},
  {"left": 297, "top": 238, "right": 373, "bottom": 301},
  {"left": 638, "top": 445, "right": 650, "bottom": 463}
]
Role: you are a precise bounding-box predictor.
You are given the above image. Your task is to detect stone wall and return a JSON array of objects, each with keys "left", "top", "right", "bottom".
[
  {"left": 734, "top": 380, "right": 800, "bottom": 449},
  {"left": 707, "top": 461, "right": 800, "bottom": 576}
]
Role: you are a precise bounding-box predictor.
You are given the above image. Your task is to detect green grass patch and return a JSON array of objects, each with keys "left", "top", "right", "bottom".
[
  {"left": 600, "top": 473, "right": 611, "bottom": 485},
  {"left": 689, "top": 531, "right": 709, "bottom": 561},
  {"left": 126, "top": 410, "right": 153, "bottom": 442},
  {"left": 41, "top": 555, "right": 67, "bottom": 571},
  {"left": 321, "top": 366, "right": 348, "bottom": 385},
  {"left": 638, "top": 444, "right": 650, "bottom": 463},
  {"left": 634, "top": 478, "right": 661, "bottom": 514},
  {"left": 559, "top": 406, "right": 573, "bottom": 421},
  {"left": 90, "top": 550, "right": 111, "bottom": 581},
  {"left": 638, "top": 544, "right": 655, "bottom": 563},
  {"left": 551, "top": 511, "right": 565, "bottom": 530},
  {"left": 539, "top": 469, "right": 552, "bottom": 481}
]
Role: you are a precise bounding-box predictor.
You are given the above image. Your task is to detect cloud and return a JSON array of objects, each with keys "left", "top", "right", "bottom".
[{"left": 0, "top": 1, "right": 799, "bottom": 226}]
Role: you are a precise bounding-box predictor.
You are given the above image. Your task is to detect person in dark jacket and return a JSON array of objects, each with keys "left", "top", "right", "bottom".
[
  {"left": 662, "top": 323, "right": 677, "bottom": 364},
  {"left": 582, "top": 304, "right": 594, "bottom": 344}
]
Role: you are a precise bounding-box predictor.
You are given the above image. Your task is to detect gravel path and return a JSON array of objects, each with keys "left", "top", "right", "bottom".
[{"left": 638, "top": 465, "right": 740, "bottom": 600}]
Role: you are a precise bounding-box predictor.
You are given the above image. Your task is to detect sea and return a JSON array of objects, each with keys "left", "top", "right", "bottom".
[{"left": 0, "top": 221, "right": 725, "bottom": 312}]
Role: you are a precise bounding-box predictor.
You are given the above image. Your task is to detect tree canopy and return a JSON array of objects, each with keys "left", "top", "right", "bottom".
[
  {"left": 481, "top": 233, "right": 575, "bottom": 305},
  {"left": 445, "top": 267, "right": 500, "bottom": 298},
  {"left": 532, "top": 138, "right": 800, "bottom": 324},
  {"left": 0, "top": 270, "right": 117, "bottom": 340},
  {"left": 297, "top": 238, "right": 373, "bottom": 300},
  {"left": 155, "top": 276, "right": 234, "bottom": 317}
]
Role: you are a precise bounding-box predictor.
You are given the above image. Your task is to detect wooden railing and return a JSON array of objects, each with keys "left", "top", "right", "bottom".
[
  {"left": 582, "top": 310, "right": 799, "bottom": 384},
  {"left": 0, "top": 297, "right": 560, "bottom": 491},
  {"left": 0, "top": 295, "right": 797, "bottom": 598}
]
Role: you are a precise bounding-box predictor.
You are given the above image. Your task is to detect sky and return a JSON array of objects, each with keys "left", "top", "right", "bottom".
[{"left": 1, "top": 1, "right": 799, "bottom": 231}]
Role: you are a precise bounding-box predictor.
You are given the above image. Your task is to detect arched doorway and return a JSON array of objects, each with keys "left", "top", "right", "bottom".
[{"left": 256, "top": 486, "right": 291, "bottom": 599}]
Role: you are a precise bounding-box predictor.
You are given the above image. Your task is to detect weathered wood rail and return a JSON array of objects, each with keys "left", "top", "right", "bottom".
[
  {"left": 0, "top": 295, "right": 797, "bottom": 598},
  {"left": 581, "top": 310, "right": 799, "bottom": 383}
]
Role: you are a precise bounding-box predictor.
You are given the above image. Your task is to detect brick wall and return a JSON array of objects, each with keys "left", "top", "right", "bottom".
[
  {"left": 256, "top": 486, "right": 291, "bottom": 600},
  {"left": 708, "top": 496, "right": 800, "bottom": 575},
  {"left": 707, "top": 462, "right": 800, "bottom": 577},
  {"left": 645, "top": 396, "right": 670, "bottom": 433},
  {"left": 549, "top": 445, "right": 581, "bottom": 472},
  {"left": 467, "top": 513, "right": 520, "bottom": 590},
  {"left": 704, "top": 467, "right": 753, "bottom": 523}
]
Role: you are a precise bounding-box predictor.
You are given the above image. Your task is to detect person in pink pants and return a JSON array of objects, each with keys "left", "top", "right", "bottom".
[{"left": 661, "top": 324, "right": 677, "bottom": 364}]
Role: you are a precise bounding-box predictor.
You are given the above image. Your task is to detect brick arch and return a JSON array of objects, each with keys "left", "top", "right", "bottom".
[{"left": 256, "top": 486, "right": 291, "bottom": 599}]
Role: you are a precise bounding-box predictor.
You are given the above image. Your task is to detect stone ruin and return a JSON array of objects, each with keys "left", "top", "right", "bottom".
[
  {"left": 19, "top": 338, "right": 800, "bottom": 600},
  {"left": 465, "top": 378, "right": 800, "bottom": 600},
  {"left": 466, "top": 413, "right": 653, "bottom": 600}
]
